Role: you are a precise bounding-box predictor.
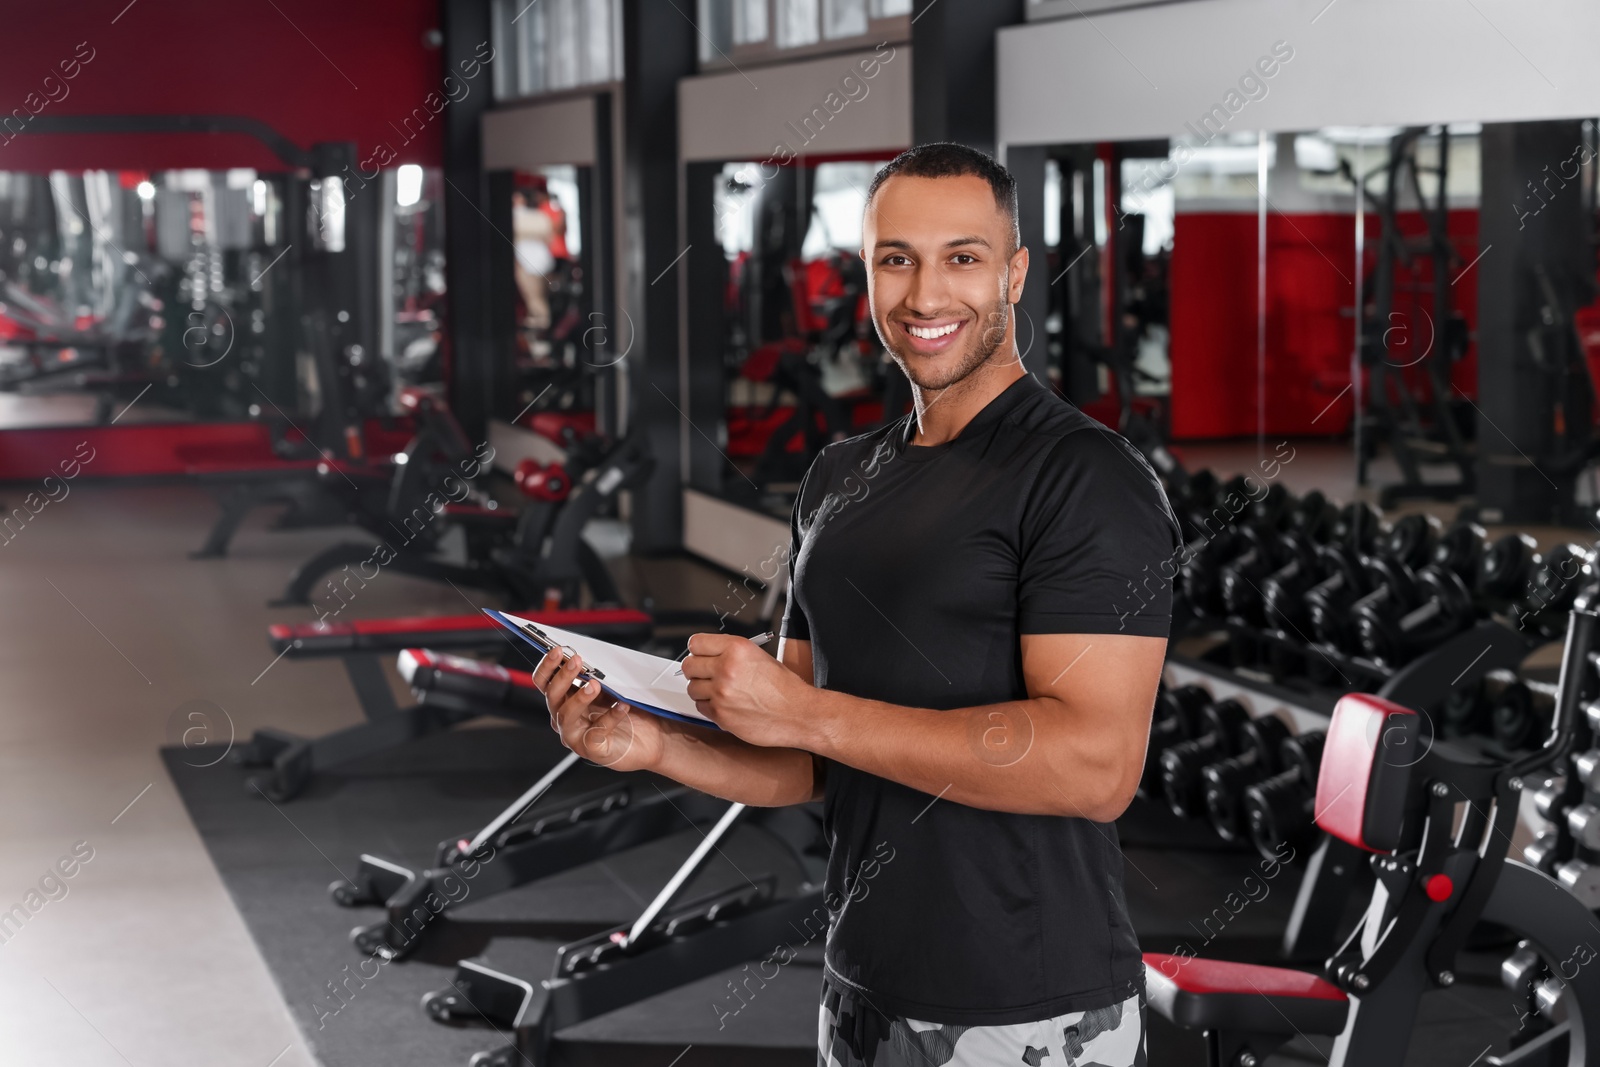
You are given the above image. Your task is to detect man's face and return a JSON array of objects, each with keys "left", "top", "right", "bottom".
[{"left": 861, "top": 174, "right": 1027, "bottom": 392}]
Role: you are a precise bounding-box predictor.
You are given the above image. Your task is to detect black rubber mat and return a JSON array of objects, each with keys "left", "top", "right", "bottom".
[
  {"left": 165, "top": 727, "right": 1531, "bottom": 1067},
  {"left": 163, "top": 726, "right": 822, "bottom": 1067}
]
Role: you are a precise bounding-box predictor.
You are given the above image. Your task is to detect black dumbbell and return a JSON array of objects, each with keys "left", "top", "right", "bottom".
[
  {"left": 1177, "top": 527, "right": 1243, "bottom": 622},
  {"left": 1202, "top": 714, "right": 1294, "bottom": 843},
  {"left": 1290, "top": 489, "right": 1338, "bottom": 544},
  {"left": 1223, "top": 531, "right": 1314, "bottom": 627},
  {"left": 1431, "top": 519, "right": 1486, "bottom": 584},
  {"left": 1483, "top": 670, "right": 1555, "bottom": 751},
  {"left": 1172, "top": 469, "right": 1221, "bottom": 542},
  {"left": 1245, "top": 482, "right": 1294, "bottom": 532},
  {"left": 1478, "top": 532, "right": 1538, "bottom": 606},
  {"left": 1160, "top": 697, "right": 1251, "bottom": 819},
  {"left": 1142, "top": 684, "right": 1207, "bottom": 799},
  {"left": 1380, "top": 513, "right": 1443, "bottom": 572},
  {"left": 1339, "top": 557, "right": 1421, "bottom": 658},
  {"left": 1332, "top": 501, "right": 1383, "bottom": 553},
  {"left": 1512, "top": 543, "right": 1594, "bottom": 637},
  {"left": 1355, "top": 563, "right": 1476, "bottom": 667},
  {"left": 1305, "top": 543, "right": 1371, "bottom": 650},
  {"left": 1244, "top": 730, "right": 1328, "bottom": 861}
]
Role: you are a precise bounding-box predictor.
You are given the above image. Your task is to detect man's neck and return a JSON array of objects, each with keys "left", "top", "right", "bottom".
[{"left": 909, "top": 354, "right": 1027, "bottom": 447}]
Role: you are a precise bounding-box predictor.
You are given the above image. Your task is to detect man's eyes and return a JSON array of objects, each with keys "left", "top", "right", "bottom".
[{"left": 879, "top": 252, "right": 981, "bottom": 267}]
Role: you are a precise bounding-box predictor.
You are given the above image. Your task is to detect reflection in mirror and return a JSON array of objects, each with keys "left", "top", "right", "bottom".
[
  {"left": 0, "top": 166, "right": 447, "bottom": 432},
  {"left": 708, "top": 157, "right": 896, "bottom": 518}
]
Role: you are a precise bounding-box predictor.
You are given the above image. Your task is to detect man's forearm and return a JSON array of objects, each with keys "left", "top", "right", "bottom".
[
  {"left": 653, "top": 719, "right": 818, "bottom": 807},
  {"left": 803, "top": 689, "right": 1134, "bottom": 820}
]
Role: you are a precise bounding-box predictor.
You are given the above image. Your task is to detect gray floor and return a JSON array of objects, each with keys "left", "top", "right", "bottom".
[
  {"left": 0, "top": 441, "right": 1583, "bottom": 1065},
  {"left": 0, "top": 476, "right": 756, "bottom": 1066}
]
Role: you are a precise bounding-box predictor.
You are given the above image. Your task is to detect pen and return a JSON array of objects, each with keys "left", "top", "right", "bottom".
[{"left": 673, "top": 631, "right": 775, "bottom": 676}]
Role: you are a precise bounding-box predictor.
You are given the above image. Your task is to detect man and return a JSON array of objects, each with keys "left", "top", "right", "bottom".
[{"left": 535, "top": 143, "right": 1178, "bottom": 1066}]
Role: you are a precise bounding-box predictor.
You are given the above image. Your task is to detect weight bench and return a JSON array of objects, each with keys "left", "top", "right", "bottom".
[
  {"left": 424, "top": 796, "right": 827, "bottom": 1067},
  {"left": 334, "top": 646, "right": 740, "bottom": 961},
  {"left": 235, "top": 608, "right": 652, "bottom": 801}
]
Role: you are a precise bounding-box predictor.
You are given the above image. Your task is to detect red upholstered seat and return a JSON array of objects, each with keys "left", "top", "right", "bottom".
[
  {"left": 268, "top": 609, "right": 653, "bottom": 656},
  {"left": 1143, "top": 954, "right": 1349, "bottom": 1036},
  {"left": 398, "top": 649, "right": 544, "bottom": 713}
]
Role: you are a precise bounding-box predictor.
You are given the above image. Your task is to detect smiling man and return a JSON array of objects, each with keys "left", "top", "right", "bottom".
[{"left": 535, "top": 143, "right": 1179, "bottom": 1066}]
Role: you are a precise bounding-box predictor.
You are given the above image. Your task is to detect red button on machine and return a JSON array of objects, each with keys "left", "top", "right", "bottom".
[{"left": 1424, "top": 874, "right": 1454, "bottom": 902}]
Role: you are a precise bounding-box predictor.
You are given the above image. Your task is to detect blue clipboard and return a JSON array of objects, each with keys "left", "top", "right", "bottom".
[{"left": 483, "top": 609, "right": 718, "bottom": 730}]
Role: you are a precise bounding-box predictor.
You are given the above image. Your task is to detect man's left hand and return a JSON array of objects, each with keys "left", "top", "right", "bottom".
[{"left": 682, "top": 633, "right": 810, "bottom": 748}]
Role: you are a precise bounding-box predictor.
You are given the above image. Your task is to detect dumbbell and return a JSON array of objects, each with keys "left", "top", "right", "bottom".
[
  {"left": 1245, "top": 482, "right": 1294, "bottom": 532},
  {"left": 1512, "top": 543, "right": 1594, "bottom": 637},
  {"left": 1171, "top": 469, "right": 1221, "bottom": 542},
  {"left": 1261, "top": 543, "right": 1328, "bottom": 634},
  {"left": 1566, "top": 803, "right": 1600, "bottom": 850},
  {"left": 1555, "top": 857, "right": 1600, "bottom": 909},
  {"left": 1477, "top": 532, "right": 1538, "bottom": 606},
  {"left": 1574, "top": 748, "right": 1600, "bottom": 790},
  {"left": 1332, "top": 501, "right": 1383, "bottom": 553},
  {"left": 1380, "top": 513, "right": 1443, "bottom": 572},
  {"left": 1240, "top": 731, "right": 1327, "bottom": 860},
  {"left": 1431, "top": 519, "right": 1487, "bottom": 584},
  {"left": 1483, "top": 671, "right": 1555, "bottom": 751},
  {"left": 1141, "top": 684, "right": 1207, "bottom": 799},
  {"left": 1354, "top": 563, "right": 1476, "bottom": 667},
  {"left": 1177, "top": 527, "right": 1244, "bottom": 622},
  {"left": 1339, "top": 557, "right": 1422, "bottom": 659},
  {"left": 1202, "top": 715, "right": 1294, "bottom": 843},
  {"left": 1502, "top": 939, "right": 1546, "bottom": 1001},
  {"left": 1524, "top": 832, "right": 1563, "bottom": 874},
  {"left": 1222, "top": 530, "right": 1313, "bottom": 627},
  {"left": 1289, "top": 489, "right": 1338, "bottom": 544},
  {"left": 1160, "top": 697, "right": 1251, "bottom": 819},
  {"left": 1305, "top": 544, "right": 1372, "bottom": 651}
]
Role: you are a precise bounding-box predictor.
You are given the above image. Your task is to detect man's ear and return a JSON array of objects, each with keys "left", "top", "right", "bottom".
[{"left": 1009, "top": 244, "right": 1029, "bottom": 303}]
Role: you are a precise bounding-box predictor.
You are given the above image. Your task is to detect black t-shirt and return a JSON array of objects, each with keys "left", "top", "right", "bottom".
[{"left": 781, "top": 372, "right": 1180, "bottom": 1025}]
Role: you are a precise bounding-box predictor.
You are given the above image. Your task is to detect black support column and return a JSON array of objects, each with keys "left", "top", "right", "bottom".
[
  {"left": 620, "top": 0, "right": 697, "bottom": 553},
  {"left": 1477, "top": 120, "right": 1595, "bottom": 523},
  {"left": 910, "top": 0, "right": 1024, "bottom": 157},
  {"left": 441, "top": 0, "right": 501, "bottom": 440}
]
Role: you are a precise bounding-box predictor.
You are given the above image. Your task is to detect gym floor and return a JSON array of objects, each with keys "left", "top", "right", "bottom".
[{"left": 0, "top": 439, "right": 1581, "bottom": 1065}]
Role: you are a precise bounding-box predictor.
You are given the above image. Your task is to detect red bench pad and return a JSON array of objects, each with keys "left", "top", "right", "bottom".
[
  {"left": 398, "top": 649, "right": 544, "bottom": 713},
  {"left": 269, "top": 609, "right": 652, "bottom": 656},
  {"left": 1144, "top": 954, "right": 1349, "bottom": 1036},
  {"left": 1315, "top": 693, "right": 1421, "bottom": 853}
]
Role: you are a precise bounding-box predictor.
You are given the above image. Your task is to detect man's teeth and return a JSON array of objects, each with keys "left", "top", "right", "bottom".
[{"left": 907, "top": 322, "right": 960, "bottom": 340}]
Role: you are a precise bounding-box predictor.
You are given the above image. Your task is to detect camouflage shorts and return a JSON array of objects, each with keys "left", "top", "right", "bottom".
[{"left": 817, "top": 976, "right": 1146, "bottom": 1067}]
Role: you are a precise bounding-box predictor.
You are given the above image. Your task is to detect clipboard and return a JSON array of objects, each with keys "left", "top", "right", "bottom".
[{"left": 483, "top": 609, "right": 717, "bottom": 729}]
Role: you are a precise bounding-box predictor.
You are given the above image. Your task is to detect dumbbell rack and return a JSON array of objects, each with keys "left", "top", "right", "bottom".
[
  {"left": 1522, "top": 654, "right": 1600, "bottom": 902},
  {"left": 1161, "top": 618, "right": 1541, "bottom": 966}
]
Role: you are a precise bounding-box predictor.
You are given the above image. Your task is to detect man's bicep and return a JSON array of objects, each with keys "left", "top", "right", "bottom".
[{"left": 1019, "top": 632, "right": 1166, "bottom": 712}]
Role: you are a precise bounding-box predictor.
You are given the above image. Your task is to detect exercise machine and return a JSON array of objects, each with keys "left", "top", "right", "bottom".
[
  {"left": 1146, "top": 604, "right": 1600, "bottom": 1067},
  {"left": 273, "top": 430, "right": 654, "bottom": 610},
  {"left": 233, "top": 608, "right": 650, "bottom": 801}
]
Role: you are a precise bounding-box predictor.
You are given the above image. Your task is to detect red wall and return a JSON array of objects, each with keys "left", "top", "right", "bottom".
[
  {"left": 1170, "top": 208, "right": 1482, "bottom": 440},
  {"left": 0, "top": 1, "right": 448, "bottom": 173}
]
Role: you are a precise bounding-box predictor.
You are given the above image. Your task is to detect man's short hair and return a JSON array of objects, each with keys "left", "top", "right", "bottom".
[{"left": 865, "top": 142, "right": 1020, "bottom": 253}]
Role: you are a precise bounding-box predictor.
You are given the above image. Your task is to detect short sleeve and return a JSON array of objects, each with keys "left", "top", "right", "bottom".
[
  {"left": 1017, "top": 429, "right": 1182, "bottom": 638},
  {"left": 779, "top": 457, "right": 821, "bottom": 642}
]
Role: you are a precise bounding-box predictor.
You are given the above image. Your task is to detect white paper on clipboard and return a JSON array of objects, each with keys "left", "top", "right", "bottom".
[{"left": 484, "top": 609, "right": 713, "bottom": 727}]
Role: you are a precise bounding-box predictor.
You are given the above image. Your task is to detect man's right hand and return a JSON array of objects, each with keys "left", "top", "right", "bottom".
[{"left": 533, "top": 646, "right": 669, "bottom": 773}]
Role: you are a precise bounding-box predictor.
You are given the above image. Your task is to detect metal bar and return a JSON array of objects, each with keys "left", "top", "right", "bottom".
[
  {"left": 465, "top": 751, "right": 583, "bottom": 855},
  {"left": 622, "top": 801, "right": 745, "bottom": 947}
]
